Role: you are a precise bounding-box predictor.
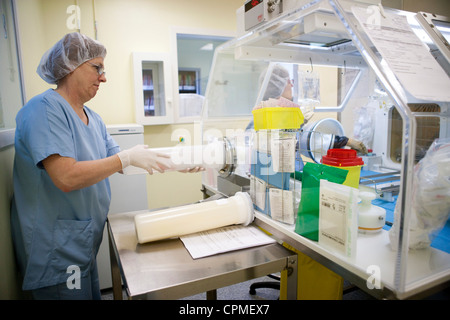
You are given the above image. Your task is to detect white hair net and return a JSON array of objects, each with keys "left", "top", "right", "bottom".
[
  {"left": 246, "top": 64, "right": 292, "bottom": 130},
  {"left": 37, "top": 32, "right": 107, "bottom": 84},
  {"left": 260, "top": 64, "right": 290, "bottom": 100}
]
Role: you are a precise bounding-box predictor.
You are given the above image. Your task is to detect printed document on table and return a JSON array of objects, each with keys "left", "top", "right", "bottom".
[
  {"left": 352, "top": 6, "right": 450, "bottom": 101},
  {"left": 180, "top": 225, "right": 277, "bottom": 259}
]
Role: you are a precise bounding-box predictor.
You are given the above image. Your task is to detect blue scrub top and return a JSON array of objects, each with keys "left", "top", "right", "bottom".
[{"left": 11, "top": 89, "right": 120, "bottom": 291}]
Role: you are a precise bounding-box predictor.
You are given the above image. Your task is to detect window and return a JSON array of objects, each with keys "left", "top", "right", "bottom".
[
  {"left": 0, "top": 0, "right": 24, "bottom": 147},
  {"left": 175, "top": 32, "right": 232, "bottom": 122}
]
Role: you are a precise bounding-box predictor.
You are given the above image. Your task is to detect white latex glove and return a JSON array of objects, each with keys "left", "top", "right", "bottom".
[
  {"left": 117, "top": 145, "right": 172, "bottom": 174},
  {"left": 346, "top": 138, "right": 368, "bottom": 155},
  {"left": 178, "top": 167, "right": 205, "bottom": 173},
  {"left": 300, "top": 106, "right": 314, "bottom": 123}
]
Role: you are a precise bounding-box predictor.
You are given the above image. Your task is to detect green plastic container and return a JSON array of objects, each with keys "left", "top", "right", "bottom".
[{"left": 294, "top": 162, "right": 348, "bottom": 241}]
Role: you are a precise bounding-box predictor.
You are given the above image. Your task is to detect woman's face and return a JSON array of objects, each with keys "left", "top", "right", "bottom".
[{"left": 70, "top": 57, "right": 107, "bottom": 103}]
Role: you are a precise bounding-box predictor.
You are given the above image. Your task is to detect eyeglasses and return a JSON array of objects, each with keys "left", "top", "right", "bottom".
[{"left": 87, "top": 62, "right": 105, "bottom": 76}]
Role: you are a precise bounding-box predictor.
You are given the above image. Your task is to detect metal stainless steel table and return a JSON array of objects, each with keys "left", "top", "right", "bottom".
[{"left": 108, "top": 210, "right": 298, "bottom": 300}]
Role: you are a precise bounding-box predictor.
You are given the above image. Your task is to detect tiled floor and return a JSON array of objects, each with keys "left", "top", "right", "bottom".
[{"left": 100, "top": 276, "right": 378, "bottom": 300}]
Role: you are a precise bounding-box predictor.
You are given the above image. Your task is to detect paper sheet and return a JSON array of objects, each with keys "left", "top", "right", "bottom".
[
  {"left": 180, "top": 225, "right": 277, "bottom": 259},
  {"left": 352, "top": 6, "right": 450, "bottom": 101}
]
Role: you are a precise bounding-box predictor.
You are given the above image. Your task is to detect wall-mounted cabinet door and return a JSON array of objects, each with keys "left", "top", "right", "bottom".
[{"left": 133, "top": 52, "right": 173, "bottom": 125}]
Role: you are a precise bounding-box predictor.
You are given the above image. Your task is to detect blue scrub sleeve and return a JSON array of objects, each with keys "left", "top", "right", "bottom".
[
  {"left": 23, "top": 100, "right": 76, "bottom": 169},
  {"left": 104, "top": 131, "right": 120, "bottom": 157}
]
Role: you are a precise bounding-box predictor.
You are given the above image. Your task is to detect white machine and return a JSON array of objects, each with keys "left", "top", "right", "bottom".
[{"left": 97, "top": 124, "right": 148, "bottom": 290}]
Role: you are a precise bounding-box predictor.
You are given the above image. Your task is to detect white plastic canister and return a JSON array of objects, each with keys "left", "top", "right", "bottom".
[
  {"left": 358, "top": 192, "right": 386, "bottom": 233},
  {"left": 134, "top": 192, "right": 254, "bottom": 243}
]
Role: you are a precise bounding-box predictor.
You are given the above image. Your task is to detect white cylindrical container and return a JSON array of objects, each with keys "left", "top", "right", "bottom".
[
  {"left": 134, "top": 192, "right": 254, "bottom": 243},
  {"left": 358, "top": 192, "right": 386, "bottom": 234},
  {"left": 122, "top": 141, "right": 227, "bottom": 175},
  {"left": 150, "top": 140, "right": 226, "bottom": 172}
]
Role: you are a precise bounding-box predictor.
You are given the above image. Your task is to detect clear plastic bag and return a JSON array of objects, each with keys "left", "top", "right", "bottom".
[
  {"left": 389, "top": 138, "right": 450, "bottom": 250},
  {"left": 353, "top": 99, "right": 377, "bottom": 150}
]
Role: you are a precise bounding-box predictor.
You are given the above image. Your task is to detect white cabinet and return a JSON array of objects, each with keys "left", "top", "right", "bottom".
[{"left": 133, "top": 52, "right": 173, "bottom": 125}]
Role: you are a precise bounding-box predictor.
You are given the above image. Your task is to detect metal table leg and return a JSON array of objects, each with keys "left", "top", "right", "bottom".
[
  {"left": 206, "top": 290, "right": 217, "bottom": 300},
  {"left": 108, "top": 223, "right": 123, "bottom": 300},
  {"left": 286, "top": 253, "right": 298, "bottom": 300}
]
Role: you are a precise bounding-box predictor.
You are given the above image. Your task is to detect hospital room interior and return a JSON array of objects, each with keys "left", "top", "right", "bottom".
[{"left": 1, "top": 0, "right": 450, "bottom": 301}]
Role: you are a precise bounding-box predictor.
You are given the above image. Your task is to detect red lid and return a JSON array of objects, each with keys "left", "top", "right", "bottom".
[{"left": 321, "top": 148, "right": 364, "bottom": 167}]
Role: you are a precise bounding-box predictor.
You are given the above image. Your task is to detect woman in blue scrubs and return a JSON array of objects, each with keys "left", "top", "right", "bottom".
[{"left": 10, "top": 33, "right": 174, "bottom": 300}]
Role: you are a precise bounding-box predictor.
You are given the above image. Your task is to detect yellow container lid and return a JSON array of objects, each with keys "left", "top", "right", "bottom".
[{"left": 252, "top": 107, "right": 304, "bottom": 131}]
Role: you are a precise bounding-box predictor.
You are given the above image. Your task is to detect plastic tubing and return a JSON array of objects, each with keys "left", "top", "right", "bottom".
[{"left": 134, "top": 192, "right": 254, "bottom": 244}]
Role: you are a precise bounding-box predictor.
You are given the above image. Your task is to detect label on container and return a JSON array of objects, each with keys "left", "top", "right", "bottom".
[
  {"left": 254, "top": 131, "right": 271, "bottom": 153},
  {"left": 318, "top": 180, "right": 358, "bottom": 258},
  {"left": 255, "top": 176, "right": 267, "bottom": 210},
  {"left": 269, "top": 188, "right": 294, "bottom": 224},
  {"left": 271, "top": 137, "right": 295, "bottom": 172}
]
